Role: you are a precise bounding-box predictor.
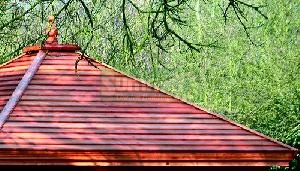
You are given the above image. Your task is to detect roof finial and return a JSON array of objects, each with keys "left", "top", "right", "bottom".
[
  {"left": 45, "top": 15, "right": 58, "bottom": 44},
  {"left": 22, "top": 15, "right": 81, "bottom": 53}
]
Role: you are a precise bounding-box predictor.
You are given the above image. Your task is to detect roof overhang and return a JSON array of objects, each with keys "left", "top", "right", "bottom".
[{"left": 0, "top": 150, "right": 296, "bottom": 166}]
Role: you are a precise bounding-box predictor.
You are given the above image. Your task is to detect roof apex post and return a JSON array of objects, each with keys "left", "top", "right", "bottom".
[
  {"left": 22, "top": 15, "right": 81, "bottom": 53},
  {"left": 45, "top": 15, "right": 59, "bottom": 44}
]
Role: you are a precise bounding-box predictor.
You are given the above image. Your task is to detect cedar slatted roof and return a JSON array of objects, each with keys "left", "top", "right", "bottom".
[{"left": 0, "top": 17, "right": 297, "bottom": 166}]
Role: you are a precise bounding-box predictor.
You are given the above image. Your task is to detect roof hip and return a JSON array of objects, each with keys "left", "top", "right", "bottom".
[{"left": 0, "top": 50, "right": 47, "bottom": 129}]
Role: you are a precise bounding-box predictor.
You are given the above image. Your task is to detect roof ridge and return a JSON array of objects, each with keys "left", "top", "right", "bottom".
[
  {"left": 0, "top": 50, "right": 47, "bottom": 129},
  {"left": 76, "top": 52, "right": 298, "bottom": 153}
]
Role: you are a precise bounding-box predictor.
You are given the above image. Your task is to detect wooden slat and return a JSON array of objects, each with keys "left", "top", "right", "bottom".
[
  {"left": 41, "top": 60, "right": 104, "bottom": 66},
  {"left": 0, "top": 139, "right": 276, "bottom": 146},
  {"left": 36, "top": 59, "right": 98, "bottom": 68},
  {"left": 32, "top": 75, "right": 137, "bottom": 82},
  {"left": 17, "top": 101, "right": 190, "bottom": 108},
  {"left": 9, "top": 112, "right": 213, "bottom": 118},
  {"left": 4, "top": 122, "right": 239, "bottom": 129},
  {"left": 0, "top": 132, "right": 263, "bottom": 140},
  {"left": 0, "top": 101, "right": 8, "bottom": 106},
  {"left": 0, "top": 55, "right": 33, "bottom": 68},
  {"left": 0, "top": 144, "right": 287, "bottom": 151},
  {"left": 20, "top": 96, "right": 178, "bottom": 102},
  {"left": 46, "top": 52, "right": 80, "bottom": 56},
  {"left": 0, "top": 96, "right": 10, "bottom": 100},
  {"left": 29, "top": 80, "right": 144, "bottom": 87},
  {"left": 0, "top": 75, "right": 22, "bottom": 82},
  {"left": 0, "top": 70, "right": 27, "bottom": 77},
  {"left": 23, "top": 90, "right": 169, "bottom": 97},
  {"left": 0, "top": 160, "right": 290, "bottom": 166},
  {"left": 6, "top": 58, "right": 35, "bottom": 63},
  {"left": 35, "top": 70, "right": 122, "bottom": 76},
  {"left": 46, "top": 56, "right": 81, "bottom": 59},
  {"left": 0, "top": 80, "right": 19, "bottom": 86},
  {"left": 38, "top": 65, "right": 109, "bottom": 71},
  {"left": 1, "top": 127, "right": 250, "bottom": 135},
  {"left": 26, "top": 85, "right": 155, "bottom": 92},
  {"left": 0, "top": 151, "right": 293, "bottom": 161},
  {"left": 0, "top": 91, "right": 14, "bottom": 96},
  {"left": 0, "top": 86, "right": 16, "bottom": 90},
  {"left": 0, "top": 62, "right": 32, "bottom": 68},
  {"left": 0, "top": 66, "right": 31, "bottom": 72},
  {"left": 8, "top": 117, "right": 226, "bottom": 124},
  {"left": 13, "top": 106, "right": 206, "bottom": 113}
]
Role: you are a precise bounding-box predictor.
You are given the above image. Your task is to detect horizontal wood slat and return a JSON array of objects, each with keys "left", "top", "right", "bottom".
[
  {"left": 13, "top": 106, "right": 205, "bottom": 113},
  {"left": 46, "top": 52, "right": 80, "bottom": 56},
  {"left": 0, "top": 70, "right": 27, "bottom": 77},
  {"left": 0, "top": 66, "right": 31, "bottom": 72},
  {"left": 35, "top": 70, "right": 123, "bottom": 76},
  {"left": 26, "top": 85, "right": 156, "bottom": 92},
  {"left": 1, "top": 127, "right": 250, "bottom": 135},
  {"left": 0, "top": 160, "right": 290, "bottom": 166},
  {"left": 38, "top": 65, "right": 109, "bottom": 71},
  {"left": 0, "top": 62, "right": 32, "bottom": 68},
  {"left": 8, "top": 117, "right": 226, "bottom": 124},
  {"left": 0, "top": 96, "right": 10, "bottom": 100},
  {"left": 41, "top": 60, "right": 103, "bottom": 66},
  {"left": 32, "top": 75, "right": 136, "bottom": 81},
  {"left": 29, "top": 80, "right": 145, "bottom": 87},
  {"left": 0, "top": 81, "right": 20, "bottom": 86},
  {"left": 9, "top": 111, "right": 211, "bottom": 116},
  {"left": 16, "top": 101, "right": 190, "bottom": 108},
  {"left": 20, "top": 96, "right": 178, "bottom": 102},
  {"left": 0, "top": 132, "right": 263, "bottom": 140},
  {"left": 0, "top": 144, "right": 287, "bottom": 151},
  {"left": 0, "top": 139, "right": 276, "bottom": 146},
  {"left": 22, "top": 90, "right": 169, "bottom": 97},
  {"left": 0, "top": 92, "right": 15, "bottom": 96},
  {"left": 0, "top": 75, "right": 23, "bottom": 82},
  {"left": 0, "top": 55, "right": 33, "bottom": 68},
  {"left": 4, "top": 122, "right": 239, "bottom": 129},
  {"left": 0, "top": 151, "right": 293, "bottom": 161},
  {"left": 1, "top": 79, "right": 147, "bottom": 87}
]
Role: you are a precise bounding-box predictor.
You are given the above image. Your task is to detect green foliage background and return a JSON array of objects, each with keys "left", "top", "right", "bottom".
[{"left": 0, "top": 0, "right": 299, "bottom": 170}]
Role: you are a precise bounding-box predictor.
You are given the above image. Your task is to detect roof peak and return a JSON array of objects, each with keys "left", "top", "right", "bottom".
[{"left": 23, "top": 16, "right": 81, "bottom": 54}]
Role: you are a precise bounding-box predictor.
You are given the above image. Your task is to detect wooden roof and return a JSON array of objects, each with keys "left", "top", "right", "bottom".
[
  {"left": 0, "top": 50, "right": 297, "bottom": 166},
  {"left": 0, "top": 18, "right": 297, "bottom": 166}
]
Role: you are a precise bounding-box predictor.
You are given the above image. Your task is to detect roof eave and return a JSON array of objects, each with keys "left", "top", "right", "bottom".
[{"left": 0, "top": 150, "right": 295, "bottom": 166}]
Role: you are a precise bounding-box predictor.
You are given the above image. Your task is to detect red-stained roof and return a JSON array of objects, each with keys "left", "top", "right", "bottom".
[
  {"left": 0, "top": 19, "right": 297, "bottom": 167},
  {"left": 0, "top": 54, "right": 35, "bottom": 109}
]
